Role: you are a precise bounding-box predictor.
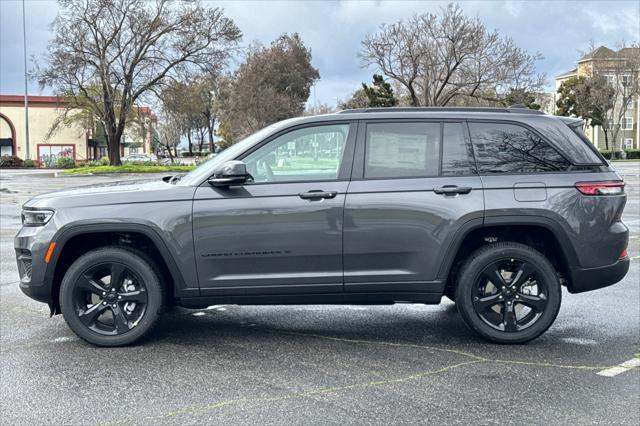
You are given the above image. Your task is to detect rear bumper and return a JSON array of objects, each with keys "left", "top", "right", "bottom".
[{"left": 568, "top": 257, "right": 630, "bottom": 293}]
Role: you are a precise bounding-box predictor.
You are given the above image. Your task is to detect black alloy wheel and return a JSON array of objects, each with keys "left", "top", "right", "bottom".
[
  {"left": 455, "top": 242, "right": 561, "bottom": 344},
  {"left": 60, "top": 247, "right": 164, "bottom": 346},
  {"left": 72, "top": 262, "right": 148, "bottom": 335},
  {"left": 472, "top": 258, "right": 548, "bottom": 332}
]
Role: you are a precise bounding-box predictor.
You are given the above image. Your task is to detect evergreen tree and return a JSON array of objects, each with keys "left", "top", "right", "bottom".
[{"left": 362, "top": 74, "right": 397, "bottom": 107}]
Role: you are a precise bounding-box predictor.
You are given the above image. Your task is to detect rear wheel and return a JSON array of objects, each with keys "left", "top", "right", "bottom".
[
  {"left": 455, "top": 242, "right": 561, "bottom": 343},
  {"left": 59, "top": 247, "right": 164, "bottom": 346}
]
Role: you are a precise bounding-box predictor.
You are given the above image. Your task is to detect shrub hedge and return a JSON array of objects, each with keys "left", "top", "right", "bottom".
[
  {"left": 599, "top": 149, "right": 640, "bottom": 160},
  {"left": 0, "top": 155, "right": 24, "bottom": 168}
]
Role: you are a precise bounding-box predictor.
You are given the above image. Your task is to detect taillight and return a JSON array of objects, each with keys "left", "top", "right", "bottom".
[
  {"left": 575, "top": 181, "right": 625, "bottom": 195},
  {"left": 619, "top": 248, "right": 628, "bottom": 259}
]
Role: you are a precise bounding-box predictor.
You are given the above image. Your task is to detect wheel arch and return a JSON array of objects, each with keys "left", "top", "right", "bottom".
[
  {"left": 46, "top": 223, "right": 192, "bottom": 314},
  {"left": 438, "top": 216, "right": 579, "bottom": 294}
]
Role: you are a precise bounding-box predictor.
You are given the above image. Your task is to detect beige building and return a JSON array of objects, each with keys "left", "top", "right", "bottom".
[
  {"left": 554, "top": 46, "right": 640, "bottom": 150},
  {"left": 0, "top": 95, "right": 154, "bottom": 166}
]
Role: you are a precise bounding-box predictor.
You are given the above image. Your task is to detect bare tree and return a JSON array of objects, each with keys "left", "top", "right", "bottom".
[
  {"left": 38, "top": 0, "right": 241, "bottom": 165},
  {"left": 339, "top": 89, "right": 369, "bottom": 110},
  {"left": 304, "top": 103, "right": 337, "bottom": 116},
  {"left": 359, "top": 3, "right": 544, "bottom": 107},
  {"left": 156, "top": 113, "right": 181, "bottom": 164}
]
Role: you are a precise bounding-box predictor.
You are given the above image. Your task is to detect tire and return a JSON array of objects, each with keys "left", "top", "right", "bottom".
[
  {"left": 59, "top": 247, "right": 164, "bottom": 346},
  {"left": 455, "top": 242, "right": 561, "bottom": 344}
]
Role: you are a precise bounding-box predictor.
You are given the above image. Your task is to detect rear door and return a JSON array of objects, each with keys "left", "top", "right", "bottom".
[{"left": 343, "top": 120, "right": 484, "bottom": 295}]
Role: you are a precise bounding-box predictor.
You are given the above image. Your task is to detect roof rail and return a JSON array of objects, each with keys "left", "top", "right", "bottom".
[{"left": 337, "top": 105, "right": 545, "bottom": 115}]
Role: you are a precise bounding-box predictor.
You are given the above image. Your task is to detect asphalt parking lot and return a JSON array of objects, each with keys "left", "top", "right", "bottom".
[{"left": 1, "top": 164, "right": 639, "bottom": 425}]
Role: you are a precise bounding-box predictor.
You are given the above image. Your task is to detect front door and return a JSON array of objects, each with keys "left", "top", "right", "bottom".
[
  {"left": 343, "top": 120, "right": 484, "bottom": 295},
  {"left": 193, "top": 122, "right": 356, "bottom": 296}
]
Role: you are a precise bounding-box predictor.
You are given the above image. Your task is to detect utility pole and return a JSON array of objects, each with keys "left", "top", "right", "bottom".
[{"left": 22, "top": 0, "right": 30, "bottom": 159}]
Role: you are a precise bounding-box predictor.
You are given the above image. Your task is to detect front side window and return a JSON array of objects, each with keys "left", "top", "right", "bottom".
[
  {"left": 365, "top": 122, "right": 440, "bottom": 179},
  {"left": 469, "top": 122, "right": 570, "bottom": 173},
  {"left": 242, "top": 124, "right": 349, "bottom": 183}
]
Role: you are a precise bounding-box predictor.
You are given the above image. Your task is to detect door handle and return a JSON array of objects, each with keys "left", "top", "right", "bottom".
[
  {"left": 434, "top": 185, "right": 472, "bottom": 195},
  {"left": 298, "top": 190, "right": 338, "bottom": 200}
]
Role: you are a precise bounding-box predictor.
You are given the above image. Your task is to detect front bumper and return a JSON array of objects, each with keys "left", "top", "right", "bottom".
[
  {"left": 14, "top": 224, "right": 57, "bottom": 305},
  {"left": 568, "top": 257, "right": 630, "bottom": 293}
]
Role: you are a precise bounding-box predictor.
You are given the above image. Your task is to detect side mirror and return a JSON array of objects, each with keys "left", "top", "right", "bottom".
[{"left": 208, "top": 160, "right": 250, "bottom": 187}]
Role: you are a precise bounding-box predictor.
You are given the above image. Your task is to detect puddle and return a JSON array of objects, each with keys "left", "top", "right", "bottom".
[
  {"left": 52, "top": 336, "right": 77, "bottom": 343},
  {"left": 560, "top": 337, "right": 598, "bottom": 345}
]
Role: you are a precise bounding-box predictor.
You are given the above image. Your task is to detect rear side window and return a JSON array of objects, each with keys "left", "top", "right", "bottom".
[
  {"left": 469, "top": 122, "right": 570, "bottom": 174},
  {"left": 442, "top": 123, "right": 475, "bottom": 175},
  {"left": 365, "top": 122, "right": 440, "bottom": 178}
]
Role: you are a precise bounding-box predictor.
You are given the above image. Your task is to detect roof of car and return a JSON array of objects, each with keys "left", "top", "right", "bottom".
[{"left": 286, "top": 106, "right": 562, "bottom": 127}]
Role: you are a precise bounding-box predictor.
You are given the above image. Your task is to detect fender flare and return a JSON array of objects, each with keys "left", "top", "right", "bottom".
[
  {"left": 436, "top": 215, "right": 579, "bottom": 285},
  {"left": 45, "top": 222, "right": 193, "bottom": 300}
]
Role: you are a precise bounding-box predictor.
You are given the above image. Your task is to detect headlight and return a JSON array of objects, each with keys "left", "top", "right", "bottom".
[{"left": 21, "top": 209, "right": 54, "bottom": 226}]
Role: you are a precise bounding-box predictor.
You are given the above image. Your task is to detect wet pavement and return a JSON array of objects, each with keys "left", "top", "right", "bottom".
[{"left": 1, "top": 164, "right": 639, "bottom": 425}]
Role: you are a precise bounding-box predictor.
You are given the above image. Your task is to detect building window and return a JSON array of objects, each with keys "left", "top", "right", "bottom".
[
  {"left": 621, "top": 75, "right": 632, "bottom": 87},
  {"left": 605, "top": 75, "right": 615, "bottom": 86},
  {"left": 623, "top": 138, "right": 634, "bottom": 149},
  {"left": 0, "top": 140, "right": 13, "bottom": 156},
  {"left": 622, "top": 117, "right": 634, "bottom": 130},
  {"left": 38, "top": 145, "right": 75, "bottom": 167}
]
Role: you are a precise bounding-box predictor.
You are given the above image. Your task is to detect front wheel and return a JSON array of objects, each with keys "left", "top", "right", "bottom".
[
  {"left": 455, "top": 242, "right": 561, "bottom": 344},
  {"left": 59, "top": 247, "right": 164, "bottom": 346}
]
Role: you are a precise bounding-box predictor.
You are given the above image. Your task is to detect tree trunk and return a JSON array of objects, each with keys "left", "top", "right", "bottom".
[
  {"left": 187, "top": 131, "right": 193, "bottom": 156},
  {"left": 106, "top": 125, "right": 123, "bottom": 166},
  {"left": 165, "top": 143, "right": 174, "bottom": 164},
  {"left": 603, "top": 130, "right": 609, "bottom": 151},
  {"left": 198, "top": 128, "right": 205, "bottom": 153},
  {"left": 408, "top": 85, "right": 420, "bottom": 107},
  {"left": 207, "top": 122, "right": 215, "bottom": 153}
]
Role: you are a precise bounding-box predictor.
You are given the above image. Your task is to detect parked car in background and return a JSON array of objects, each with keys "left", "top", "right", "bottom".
[
  {"left": 15, "top": 106, "right": 629, "bottom": 346},
  {"left": 121, "top": 153, "right": 157, "bottom": 163}
]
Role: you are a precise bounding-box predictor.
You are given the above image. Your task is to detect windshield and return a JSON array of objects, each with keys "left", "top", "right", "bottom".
[{"left": 177, "top": 119, "right": 297, "bottom": 186}]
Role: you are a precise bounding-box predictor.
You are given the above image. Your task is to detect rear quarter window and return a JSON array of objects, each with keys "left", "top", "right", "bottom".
[{"left": 468, "top": 122, "right": 571, "bottom": 174}]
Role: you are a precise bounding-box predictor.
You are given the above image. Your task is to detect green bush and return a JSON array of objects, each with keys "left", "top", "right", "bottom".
[
  {"left": 126, "top": 160, "right": 156, "bottom": 166},
  {"left": 0, "top": 155, "right": 24, "bottom": 168},
  {"left": 22, "top": 159, "right": 37, "bottom": 168},
  {"left": 55, "top": 156, "right": 76, "bottom": 169},
  {"left": 626, "top": 149, "right": 640, "bottom": 159},
  {"left": 598, "top": 149, "right": 639, "bottom": 160}
]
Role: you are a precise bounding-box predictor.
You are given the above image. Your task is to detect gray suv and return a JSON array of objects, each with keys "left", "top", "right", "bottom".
[{"left": 15, "top": 107, "right": 629, "bottom": 346}]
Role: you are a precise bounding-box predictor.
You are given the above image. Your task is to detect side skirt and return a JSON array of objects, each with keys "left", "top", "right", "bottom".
[{"left": 178, "top": 292, "right": 443, "bottom": 308}]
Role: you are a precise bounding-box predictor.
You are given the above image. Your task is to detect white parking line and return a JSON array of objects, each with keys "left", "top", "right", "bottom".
[{"left": 597, "top": 358, "right": 640, "bottom": 377}]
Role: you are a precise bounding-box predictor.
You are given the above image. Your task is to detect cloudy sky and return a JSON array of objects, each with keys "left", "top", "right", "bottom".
[{"left": 1, "top": 0, "right": 638, "bottom": 108}]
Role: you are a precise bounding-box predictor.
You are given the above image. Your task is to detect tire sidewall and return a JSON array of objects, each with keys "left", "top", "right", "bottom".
[
  {"left": 60, "top": 247, "right": 163, "bottom": 346},
  {"left": 455, "top": 243, "right": 561, "bottom": 344}
]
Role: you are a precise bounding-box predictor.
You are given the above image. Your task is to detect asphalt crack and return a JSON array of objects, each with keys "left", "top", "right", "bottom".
[{"left": 98, "top": 328, "right": 627, "bottom": 425}]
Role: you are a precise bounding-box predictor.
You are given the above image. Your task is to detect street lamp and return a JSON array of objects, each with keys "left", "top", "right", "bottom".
[{"left": 22, "top": 0, "right": 30, "bottom": 160}]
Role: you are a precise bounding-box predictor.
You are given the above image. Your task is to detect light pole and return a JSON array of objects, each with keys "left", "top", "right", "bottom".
[{"left": 22, "top": 0, "right": 30, "bottom": 160}]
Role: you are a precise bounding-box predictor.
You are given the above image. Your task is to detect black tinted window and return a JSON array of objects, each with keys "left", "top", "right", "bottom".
[
  {"left": 442, "top": 123, "right": 475, "bottom": 175},
  {"left": 469, "top": 122, "right": 570, "bottom": 173},
  {"left": 365, "top": 122, "right": 440, "bottom": 179}
]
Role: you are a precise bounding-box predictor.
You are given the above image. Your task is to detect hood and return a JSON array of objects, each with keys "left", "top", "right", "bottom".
[{"left": 24, "top": 178, "right": 195, "bottom": 209}]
